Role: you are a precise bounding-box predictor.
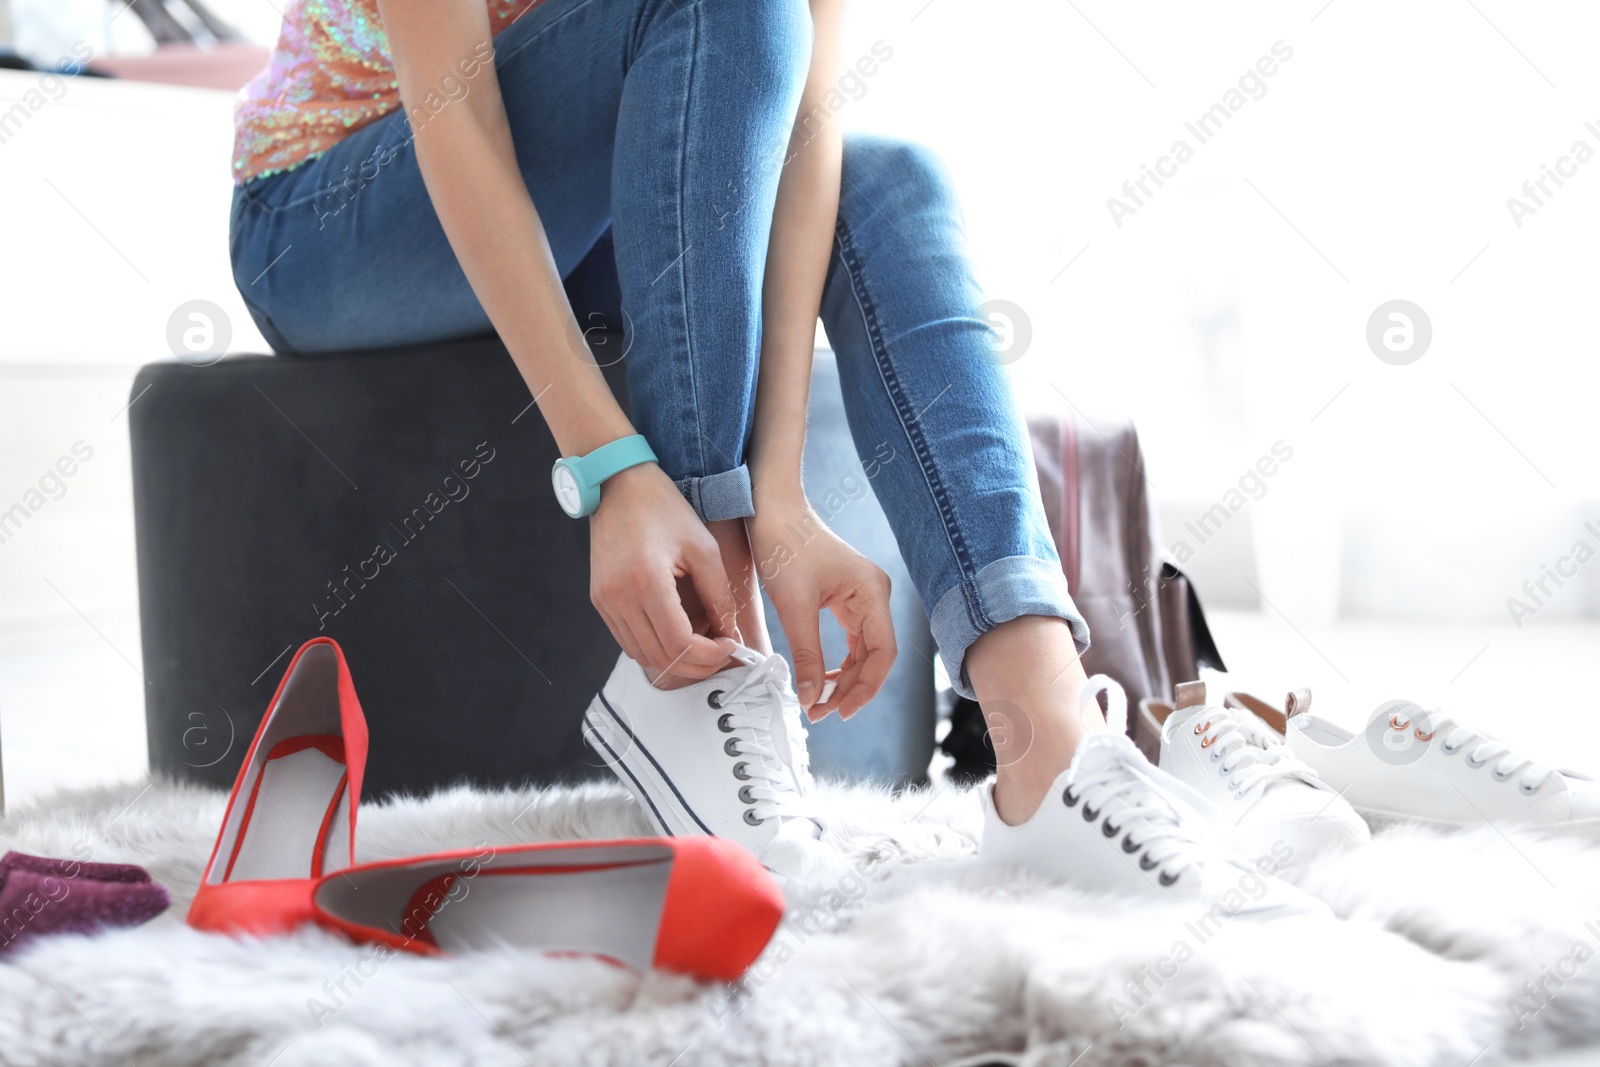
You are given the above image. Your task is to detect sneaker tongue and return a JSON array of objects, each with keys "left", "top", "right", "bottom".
[
  {"left": 726, "top": 644, "right": 767, "bottom": 670},
  {"left": 1070, "top": 730, "right": 1142, "bottom": 780},
  {"left": 724, "top": 650, "right": 812, "bottom": 802},
  {"left": 768, "top": 704, "right": 806, "bottom": 791}
]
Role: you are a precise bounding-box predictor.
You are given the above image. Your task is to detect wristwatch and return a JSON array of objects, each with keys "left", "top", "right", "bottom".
[{"left": 551, "top": 434, "right": 658, "bottom": 518}]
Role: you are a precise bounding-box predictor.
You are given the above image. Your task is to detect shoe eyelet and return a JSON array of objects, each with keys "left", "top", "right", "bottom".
[
  {"left": 1139, "top": 854, "right": 1159, "bottom": 871},
  {"left": 1493, "top": 767, "right": 1515, "bottom": 782},
  {"left": 1062, "top": 786, "right": 1079, "bottom": 807},
  {"left": 717, "top": 712, "right": 735, "bottom": 733},
  {"left": 1159, "top": 870, "right": 1179, "bottom": 887},
  {"left": 1211, "top": 751, "right": 1221, "bottom": 762},
  {"left": 1199, "top": 735, "right": 1216, "bottom": 749},
  {"left": 1121, "top": 834, "right": 1141, "bottom": 854},
  {"left": 1194, "top": 720, "right": 1211, "bottom": 736},
  {"left": 1389, "top": 715, "right": 1409, "bottom": 732},
  {"left": 724, "top": 738, "right": 741, "bottom": 757},
  {"left": 733, "top": 761, "right": 751, "bottom": 780},
  {"left": 708, "top": 690, "right": 725, "bottom": 709},
  {"left": 1467, "top": 755, "right": 1488, "bottom": 769},
  {"left": 1442, "top": 742, "right": 1458, "bottom": 755},
  {"left": 1082, "top": 803, "right": 1101, "bottom": 822},
  {"left": 1521, "top": 780, "right": 1541, "bottom": 795},
  {"left": 743, "top": 809, "right": 763, "bottom": 826},
  {"left": 1415, "top": 727, "right": 1435, "bottom": 742},
  {"left": 738, "top": 784, "right": 756, "bottom": 804},
  {"left": 1101, "top": 818, "right": 1120, "bottom": 839}
]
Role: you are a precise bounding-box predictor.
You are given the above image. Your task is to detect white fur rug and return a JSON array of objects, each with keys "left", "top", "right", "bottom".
[{"left": 1, "top": 777, "right": 1598, "bottom": 1067}]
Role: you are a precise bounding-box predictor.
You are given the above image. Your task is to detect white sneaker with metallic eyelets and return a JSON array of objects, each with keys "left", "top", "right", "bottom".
[
  {"left": 1140, "top": 682, "right": 1370, "bottom": 883},
  {"left": 978, "top": 676, "right": 1327, "bottom": 919},
  {"left": 1283, "top": 694, "right": 1600, "bottom": 837},
  {"left": 582, "top": 646, "right": 825, "bottom": 873}
]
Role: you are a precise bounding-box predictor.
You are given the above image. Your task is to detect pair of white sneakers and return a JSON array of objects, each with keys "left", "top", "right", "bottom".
[
  {"left": 584, "top": 646, "right": 1336, "bottom": 920},
  {"left": 1228, "top": 689, "right": 1600, "bottom": 838},
  {"left": 980, "top": 677, "right": 1361, "bottom": 919}
]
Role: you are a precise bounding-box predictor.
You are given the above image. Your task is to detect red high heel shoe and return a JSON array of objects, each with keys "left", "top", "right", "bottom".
[
  {"left": 311, "top": 836, "right": 783, "bottom": 981},
  {"left": 189, "top": 638, "right": 785, "bottom": 980},
  {"left": 188, "top": 637, "right": 367, "bottom": 936}
]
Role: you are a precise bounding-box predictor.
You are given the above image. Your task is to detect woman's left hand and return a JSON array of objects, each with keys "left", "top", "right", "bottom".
[{"left": 748, "top": 498, "right": 898, "bottom": 722}]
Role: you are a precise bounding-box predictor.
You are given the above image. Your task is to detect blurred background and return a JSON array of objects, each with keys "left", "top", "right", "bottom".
[{"left": 3, "top": 0, "right": 1598, "bottom": 804}]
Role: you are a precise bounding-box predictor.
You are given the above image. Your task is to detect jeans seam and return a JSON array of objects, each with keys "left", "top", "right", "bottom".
[
  {"left": 675, "top": 3, "right": 707, "bottom": 477},
  {"left": 833, "top": 212, "right": 991, "bottom": 635}
]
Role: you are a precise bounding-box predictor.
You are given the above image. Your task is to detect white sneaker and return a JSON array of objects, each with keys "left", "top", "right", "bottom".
[
  {"left": 978, "top": 676, "right": 1325, "bottom": 919},
  {"left": 1140, "top": 682, "right": 1370, "bottom": 882},
  {"left": 583, "top": 646, "right": 824, "bottom": 872},
  {"left": 1284, "top": 693, "right": 1600, "bottom": 837}
]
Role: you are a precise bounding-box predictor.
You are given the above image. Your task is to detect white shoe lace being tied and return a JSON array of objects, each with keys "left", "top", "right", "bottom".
[
  {"left": 713, "top": 652, "right": 816, "bottom": 826},
  {"left": 1189, "top": 712, "right": 1324, "bottom": 800},
  {"left": 1397, "top": 705, "right": 1552, "bottom": 793},
  {"left": 1072, "top": 676, "right": 1212, "bottom": 886}
]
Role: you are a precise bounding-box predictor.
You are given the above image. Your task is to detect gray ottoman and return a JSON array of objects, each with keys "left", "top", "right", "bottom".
[{"left": 130, "top": 333, "right": 934, "bottom": 797}]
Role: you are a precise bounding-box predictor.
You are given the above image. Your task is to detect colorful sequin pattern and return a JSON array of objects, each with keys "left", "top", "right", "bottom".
[{"left": 232, "top": 0, "right": 541, "bottom": 184}]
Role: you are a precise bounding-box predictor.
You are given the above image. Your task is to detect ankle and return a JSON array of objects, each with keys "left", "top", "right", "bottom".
[
  {"left": 991, "top": 757, "right": 1072, "bottom": 826},
  {"left": 987, "top": 703, "right": 1100, "bottom": 825}
]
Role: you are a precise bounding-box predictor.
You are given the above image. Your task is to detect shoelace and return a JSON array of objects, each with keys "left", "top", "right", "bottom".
[
  {"left": 1394, "top": 706, "right": 1551, "bottom": 794},
  {"left": 714, "top": 653, "right": 815, "bottom": 825},
  {"left": 1187, "top": 711, "right": 1320, "bottom": 799},
  {"left": 1068, "top": 676, "right": 1212, "bottom": 886}
]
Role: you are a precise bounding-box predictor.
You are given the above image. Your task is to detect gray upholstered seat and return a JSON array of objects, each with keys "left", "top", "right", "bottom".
[{"left": 130, "top": 333, "right": 934, "bottom": 797}]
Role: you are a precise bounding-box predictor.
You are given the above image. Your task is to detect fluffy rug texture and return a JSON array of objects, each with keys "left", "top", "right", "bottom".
[{"left": 1, "top": 776, "right": 1599, "bottom": 1066}]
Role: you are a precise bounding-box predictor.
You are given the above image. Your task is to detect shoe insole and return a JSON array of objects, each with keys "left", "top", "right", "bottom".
[
  {"left": 226, "top": 737, "right": 347, "bottom": 881},
  {"left": 318, "top": 847, "right": 674, "bottom": 968}
]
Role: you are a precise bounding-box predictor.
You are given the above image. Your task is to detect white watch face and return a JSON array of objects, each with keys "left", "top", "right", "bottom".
[{"left": 553, "top": 464, "right": 584, "bottom": 516}]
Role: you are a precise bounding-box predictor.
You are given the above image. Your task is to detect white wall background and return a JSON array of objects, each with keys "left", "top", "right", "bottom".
[
  {"left": 9, "top": 0, "right": 1598, "bottom": 627},
  {"left": 4, "top": 0, "right": 1600, "bottom": 800}
]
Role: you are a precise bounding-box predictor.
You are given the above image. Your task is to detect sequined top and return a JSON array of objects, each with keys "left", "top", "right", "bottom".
[{"left": 232, "top": 0, "right": 541, "bottom": 184}]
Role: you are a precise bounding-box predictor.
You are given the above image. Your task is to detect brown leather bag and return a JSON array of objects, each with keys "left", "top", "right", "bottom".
[{"left": 939, "top": 410, "right": 1225, "bottom": 780}]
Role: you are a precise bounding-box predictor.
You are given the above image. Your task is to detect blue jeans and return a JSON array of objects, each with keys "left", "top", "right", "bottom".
[{"left": 229, "top": 0, "right": 1089, "bottom": 695}]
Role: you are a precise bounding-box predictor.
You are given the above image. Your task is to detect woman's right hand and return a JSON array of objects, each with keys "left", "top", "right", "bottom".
[{"left": 588, "top": 462, "right": 741, "bottom": 682}]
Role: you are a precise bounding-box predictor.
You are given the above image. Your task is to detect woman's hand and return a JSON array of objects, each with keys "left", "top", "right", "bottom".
[
  {"left": 748, "top": 497, "right": 897, "bottom": 721},
  {"left": 589, "top": 463, "right": 740, "bottom": 682}
]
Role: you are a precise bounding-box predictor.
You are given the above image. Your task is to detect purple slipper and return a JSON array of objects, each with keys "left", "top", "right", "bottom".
[
  {"left": 0, "top": 851, "right": 153, "bottom": 885},
  {"left": 0, "top": 863, "right": 170, "bottom": 955}
]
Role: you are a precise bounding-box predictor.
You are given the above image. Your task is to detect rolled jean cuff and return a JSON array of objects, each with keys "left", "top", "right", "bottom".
[
  {"left": 931, "top": 555, "right": 1092, "bottom": 701},
  {"left": 675, "top": 465, "right": 755, "bottom": 521}
]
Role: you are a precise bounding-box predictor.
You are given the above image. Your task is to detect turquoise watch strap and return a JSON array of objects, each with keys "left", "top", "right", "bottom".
[{"left": 579, "top": 434, "right": 658, "bottom": 484}]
